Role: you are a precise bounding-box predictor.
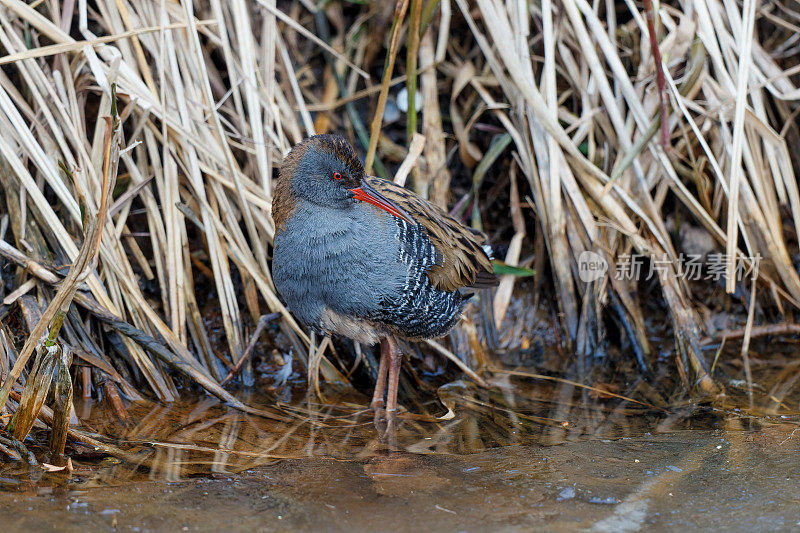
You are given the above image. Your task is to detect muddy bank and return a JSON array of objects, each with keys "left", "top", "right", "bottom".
[{"left": 2, "top": 426, "right": 798, "bottom": 532}]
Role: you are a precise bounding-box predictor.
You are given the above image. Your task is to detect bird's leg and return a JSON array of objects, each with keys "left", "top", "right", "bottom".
[
  {"left": 370, "top": 338, "right": 390, "bottom": 410},
  {"left": 385, "top": 335, "right": 402, "bottom": 413}
]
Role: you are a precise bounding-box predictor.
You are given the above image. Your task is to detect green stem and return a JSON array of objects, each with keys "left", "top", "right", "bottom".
[
  {"left": 45, "top": 310, "right": 66, "bottom": 347},
  {"left": 419, "top": 0, "right": 440, "bottom": 39},
  {"left": 364, "top": 1, "right": 409, "bottom": 175},
  {"left": 406, "top": 0, "right": 423, "bottom": 141}
]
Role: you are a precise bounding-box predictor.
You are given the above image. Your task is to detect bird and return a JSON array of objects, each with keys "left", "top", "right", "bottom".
[{"left": 271, "top": 134, "right": 498, "bottom": 415}]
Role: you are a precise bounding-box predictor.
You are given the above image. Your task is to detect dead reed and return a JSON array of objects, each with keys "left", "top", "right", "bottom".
[{"left": 0, "top": 0, "right": 799, "bottom": 457}]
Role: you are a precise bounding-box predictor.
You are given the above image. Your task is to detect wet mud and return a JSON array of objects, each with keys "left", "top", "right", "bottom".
[{"left": 1, "top": 391, "right": 798, "bottom": 532}]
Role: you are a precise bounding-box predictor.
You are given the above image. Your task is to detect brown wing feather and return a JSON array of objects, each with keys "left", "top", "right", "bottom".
[{"left": 364, "top": 176, "right": 498, "bottom": 292}]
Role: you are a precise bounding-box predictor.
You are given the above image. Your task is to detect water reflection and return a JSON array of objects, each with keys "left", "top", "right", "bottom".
[
  {"left": 1, "top": 341, "right": 799, "bottom": 489},
  {"left": 2, "top": 305, "right": 800, "bottom": 530},
  {"left": 4, "top": 422, "right": 799, "bottom": 531},
  {"left": 0, "top": 383, "right": 712, "bottom": 483}
]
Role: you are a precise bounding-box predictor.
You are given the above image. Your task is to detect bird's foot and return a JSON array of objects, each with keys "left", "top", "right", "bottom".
[
  {"left": 370, "top": 397, "right": 385, "bottom": 411},
  {"left": 372, "top": 409, "right": 398, "bottom": 449},
  {"left": 383, "top": 413, "right": 398, "bottom": 450},
  {"left": 370, "top": 397, "right": 385, "bottom": 426},
  {"left": 372, "top": 407, "right": 387, "bottom": 434}
]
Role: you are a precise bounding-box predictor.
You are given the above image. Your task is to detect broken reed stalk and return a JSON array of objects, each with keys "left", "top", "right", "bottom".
[
  {"left": 7, "top": 389, "right": 140, "bottom": 464},
  {"left": 8, "top": 343, "right": 59, "bottom": 441},
  {"left": 0, "top": 85, "right": 121, "bottom": 420},
  {"left": 48, "top": 345, "right": 73, "bottom": 462},
  {"left": 701, "top": 323, "right": 800, "bottom": 344},
  {"left": 73, "top": 292, "right": 291, "bottom": 422},
  {"left": 220, "top": 313, "right": 280, "bottom": 386},
  {"left": 0, "top": 232, "right": 292, "bottom": 421}
]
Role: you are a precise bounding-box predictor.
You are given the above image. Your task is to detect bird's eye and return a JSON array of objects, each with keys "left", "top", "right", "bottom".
[{"left": 333, "top": 172, "right": 342, "bottom": 181}]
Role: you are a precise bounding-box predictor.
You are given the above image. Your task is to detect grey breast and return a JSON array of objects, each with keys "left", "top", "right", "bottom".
[{"left": 272, "top": 202, "right": 407, "bottom": 343}]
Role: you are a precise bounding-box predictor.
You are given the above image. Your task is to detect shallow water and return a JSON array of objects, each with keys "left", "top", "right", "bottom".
[
  {"left": 1, "top": 372, "right": 799, "bottom": 531},
  {"left": 1, "top": 425, "right": 798, "bottom": 531}
]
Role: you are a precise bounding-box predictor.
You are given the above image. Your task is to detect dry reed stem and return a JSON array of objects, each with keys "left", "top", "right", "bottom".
[
  {"left": 0, "top": 92, "right": 120, "bottom": 413},
  {"left": 0, "top": 0, "right": 797, "bottom": 420},
  {"left": 393, "top": 132, "right": 426, "bottom": 187},
  {"left": 725, "top": 0, "right": 757, "bottom": 293},
  {"left": 419, "top": 29, "right": 449, "bottom": 204}
]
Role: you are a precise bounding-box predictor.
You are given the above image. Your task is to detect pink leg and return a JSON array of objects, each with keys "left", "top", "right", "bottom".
[
  {"left": 385, "top": 336, "right": 402, "bottom": 413},
  {"left": 370, "top": 338, "right": 390, "bottom": 410}
]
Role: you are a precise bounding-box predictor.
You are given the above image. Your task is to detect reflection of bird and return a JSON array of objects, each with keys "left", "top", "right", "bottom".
[{"left": 272, "top": 134, "right": 498, "bottom": 414}]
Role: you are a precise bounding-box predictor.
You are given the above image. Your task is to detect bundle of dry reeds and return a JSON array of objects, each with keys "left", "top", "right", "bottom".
[{"left": 0, "top": 0, "right": 799, "bottom": 455}]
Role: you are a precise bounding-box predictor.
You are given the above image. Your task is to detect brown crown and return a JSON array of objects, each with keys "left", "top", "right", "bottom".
[{"left": 273, "top": 134, "right": 363, "bottom": 232}]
